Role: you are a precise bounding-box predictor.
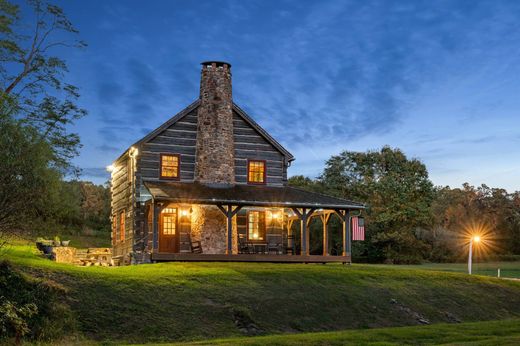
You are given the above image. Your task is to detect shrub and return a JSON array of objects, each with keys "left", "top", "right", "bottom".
[{"left": 0, "top": 261, "right": 75, "bottom": 342}]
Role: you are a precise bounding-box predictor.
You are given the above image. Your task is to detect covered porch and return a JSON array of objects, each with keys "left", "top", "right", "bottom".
[{"left": 143, "top": 181, "right": 364, "bottom": 263}]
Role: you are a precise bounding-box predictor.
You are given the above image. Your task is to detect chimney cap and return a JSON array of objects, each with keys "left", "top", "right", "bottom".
[{"left": 201, "top": 61, "right": 232, "bottom": 68}]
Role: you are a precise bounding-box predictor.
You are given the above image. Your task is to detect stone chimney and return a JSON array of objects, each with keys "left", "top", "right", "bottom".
[{"left": 195, "top": 61, "right": 235, "bottom": 184}]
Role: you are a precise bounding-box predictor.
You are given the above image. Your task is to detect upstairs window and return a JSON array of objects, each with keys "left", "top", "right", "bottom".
[
  {"left": 120, "top": 211, "right": 126, "bottom": 242},
  {"left": 247, "top": 211, "right": 266, "bottom": 241},
  {"left": 248, "top": 160, "right": 266, "bottom": 184},
  {"left": 160, "top": 154, "right": 180, "bottom": 179}
]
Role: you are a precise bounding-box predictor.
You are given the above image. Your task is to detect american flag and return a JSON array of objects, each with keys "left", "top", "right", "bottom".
[{"left": 352, "top": 216, "right": 365, "bottom": 241}]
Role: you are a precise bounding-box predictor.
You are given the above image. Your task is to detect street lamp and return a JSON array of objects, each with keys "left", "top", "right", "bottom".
[{"left": 468, "top": 235, "right": 481, "bottom": 275}]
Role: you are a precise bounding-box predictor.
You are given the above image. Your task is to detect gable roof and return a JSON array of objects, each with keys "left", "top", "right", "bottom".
[{"left": 130, "top": 100, "right": 295, "bottom": 162}]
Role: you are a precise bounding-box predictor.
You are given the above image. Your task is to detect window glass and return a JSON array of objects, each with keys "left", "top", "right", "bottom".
[
  {"left": 248, "top": 160, "right": 265, "bottom": 183},
  {"left": 161, "top": 208, "right": 177, "bottom": 235},
  {"left": 161, "top": 154, "right": 179, "bottom": 178},
  {"left": 248, "top": 211, "right": 266, "bottom": 241}
]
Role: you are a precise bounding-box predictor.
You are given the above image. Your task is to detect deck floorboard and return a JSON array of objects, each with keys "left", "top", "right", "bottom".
[{"left": 151, "top": 253, "right": 351, "bottom": 263}]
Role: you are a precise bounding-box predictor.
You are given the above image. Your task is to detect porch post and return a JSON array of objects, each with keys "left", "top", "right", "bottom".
[
  {"left": 152, "top": 201, "right": 160, "bottom": 253},
  {"left": 333, "top": 209, "right": 351, "bottom": 257},
  {"left": 292, "top": 208, "right": 315, "bottom": 256},
  {"left": 216, "top": 204, "right": 243, "bottom": 255},
  {"left": 226, "top": 206, "right": 232, "bottom": 255},
  {"left": 301, "top": 209, "right": 308, "bottom": 256},
  {"left": 321, "top": 213, "right": 331, "bottom": 256},
  {"left": 341, "top": 210, "right": 351, "bottom": 256},
  {"left": 287, "top": 219, "right": 294, "bottom": 255}
]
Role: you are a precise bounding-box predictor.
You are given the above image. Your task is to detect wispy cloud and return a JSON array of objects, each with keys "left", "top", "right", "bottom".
[{"left": 47, "top": 0, "right": 520, "bottom": 190}]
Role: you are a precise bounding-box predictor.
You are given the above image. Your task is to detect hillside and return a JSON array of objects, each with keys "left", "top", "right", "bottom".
[
  {"left": 168, "top": 319, "right": 520, "bottom": 345},
  {"left": 3, "top": 243, "right": 520, "bottom": 344}
]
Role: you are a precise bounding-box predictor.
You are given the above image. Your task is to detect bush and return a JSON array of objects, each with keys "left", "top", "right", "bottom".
[
  {"left": 0, "top": 298, "right": 38, "bottom": 343},
  {"left": 0, "top": 261, "right": 75, "bottom": 342}
]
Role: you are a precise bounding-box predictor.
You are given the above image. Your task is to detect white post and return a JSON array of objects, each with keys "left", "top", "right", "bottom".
[
  {"left": 468, "top": 239, "right": 473, "bottom": 275},
  {"left": 498, "top": 268, "right": 501, "bottom": 278}
]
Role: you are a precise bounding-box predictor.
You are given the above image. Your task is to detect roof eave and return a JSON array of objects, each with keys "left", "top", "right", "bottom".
[{"left": 152, "top": 195, "right": 364, "bottom": 210}]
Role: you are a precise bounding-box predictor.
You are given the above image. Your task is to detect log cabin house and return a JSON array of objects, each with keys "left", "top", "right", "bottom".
[{"left": 109, "top": 61, "right": 364, "bottom": 264}]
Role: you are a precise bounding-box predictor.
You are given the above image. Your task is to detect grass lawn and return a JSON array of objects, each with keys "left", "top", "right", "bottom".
[
  {"left": 2, "top": 243, "right": 520, "bottom": 344},
  {"left": 398, "top": 261, "right": 520, "bottom": 279},
  {"left": 161, "top": 319, "right": 520, "bottom": 345}
]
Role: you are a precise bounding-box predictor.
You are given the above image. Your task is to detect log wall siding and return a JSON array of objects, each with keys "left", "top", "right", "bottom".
[
  {"left": 110, "top": 154, "right": 134, "bottom": 259},
  {"left": 233, "top": 111, "right": 288, "bottom": 186},
  {"left": 135, "top": 107, "right": 289, "bottom": 186},
  {"left": 138, "top": 109, "right": 198, "bottom": 182}
]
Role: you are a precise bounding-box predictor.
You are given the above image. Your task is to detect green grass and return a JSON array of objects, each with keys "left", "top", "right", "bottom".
[
  {"left": 2, "top": 243, "right": 520, "bottom": 344},
  {"left": 162, "top": 319, "right": 520, "bottom": 345},
  {"left": 398, "top": 262, "right": 520, "bottom": 279}
]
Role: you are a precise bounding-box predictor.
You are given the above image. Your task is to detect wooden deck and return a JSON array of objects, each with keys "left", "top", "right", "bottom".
[{"left": 151, "top": 253, "right": 351, "bottom": 263}]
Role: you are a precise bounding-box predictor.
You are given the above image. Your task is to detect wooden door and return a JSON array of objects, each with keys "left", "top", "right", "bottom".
[{"left": 159, "top": 208, "right": 179, "bottom": 253}]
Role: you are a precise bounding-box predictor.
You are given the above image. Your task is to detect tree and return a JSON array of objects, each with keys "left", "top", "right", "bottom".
[
  {"left": 0, "top": 0, "right": 86, "bottom": 246},
  {"left": 320, "top": 146, "right": 435, "bottom": 263},
  {"left": 0, "top": 118, "right": 61, "bottom": 243},
  {"left": 0, "top": 0, "right": 86, "bottom": 173},
  {"left": 432, "top": 184, "right": 520, "bottom": 259}
]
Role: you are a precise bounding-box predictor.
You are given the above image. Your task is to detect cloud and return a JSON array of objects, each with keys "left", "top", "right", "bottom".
[{"left": 81, "top": 167, "right": 110, "bottom": 179}]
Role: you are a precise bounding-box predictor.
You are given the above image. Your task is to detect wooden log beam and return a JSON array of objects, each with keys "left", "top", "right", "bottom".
[
  {"left": 152, "top": 201, "right": 160, "bottom": 253},
  {"left": 292, "top": 208, "right": 315, "bottom": 256},
  {"left": 216, "top": 205, "right": 242, "bottom": 255},
  {"left": 334, "top": 209, "right": 351, "bottom": 257},
  {"left": 320, "top": 213, "right": 331, "bottom": 256}
]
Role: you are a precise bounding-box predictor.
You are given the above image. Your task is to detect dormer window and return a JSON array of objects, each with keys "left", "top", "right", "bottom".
[
  {"left": 160, "top": 154, "right": 180, "bottom": 179},
  {"left": 247, "top": 160, "right": 266, "bottom": 184}
]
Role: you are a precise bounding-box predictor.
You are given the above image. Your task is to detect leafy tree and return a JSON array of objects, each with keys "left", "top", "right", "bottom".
[
  {"left": 0, "top": 0, "right": 87, "bottom": 244},
  {"left": 288, "top": 175, "right": 321, "bottom": 191},
  {"left": 0, "top": 118, "right": 61, "bottom": 242},
  {"left": 432, "top": 184, "right": 520, "bottom": 259},
  {"left": 320, "top": 146, "right": 435, "bottom": 263},
  {"left": 0, "top": 0, "right": 86, "bottom": 173}
]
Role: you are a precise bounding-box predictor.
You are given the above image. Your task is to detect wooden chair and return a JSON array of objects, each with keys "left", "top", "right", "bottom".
[
  {"left": 267, "top": 235, "right": 282, "bottom": 254},
  {"left": 191, "top": 240, "right": 203, "bottom": 254},
  {"left": 238, "top": 235, "right": 255, "bottom": 254}
]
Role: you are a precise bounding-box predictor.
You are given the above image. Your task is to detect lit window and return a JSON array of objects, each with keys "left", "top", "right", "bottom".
[
  {"left": 161, "top": 208, "right": 177, "bottom": 235},
  {"left": 161, "top": 154, "right": 180, "bottom": 179},
  {"left": 120, "top": 211, "right": 125, "bottom": 242},
  {"left": 248, "top": 160, "right": 265, "bottom": 184},
  {"left": 247, "top": 211, "right": 266, "bottom": 241}
]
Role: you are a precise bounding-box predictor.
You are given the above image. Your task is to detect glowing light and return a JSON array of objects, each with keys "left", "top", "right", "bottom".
[
  {"left": 272, "top": 212, "right": 280, "bottom": 219},
  {"left": 181, "top": 209, "right": 188, "bottom": 217},
  {"left": 129, "top": 146, "right": 139, "bottom": 157},
  {"left": 106, "top": 164, "right": 115, "bottom": 173},
  {"left": 473, "top": 235, "right": 481, "bottom": 243}
]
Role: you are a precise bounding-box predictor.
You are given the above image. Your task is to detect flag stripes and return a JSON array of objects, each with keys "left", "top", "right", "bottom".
[{"left": 352, "top": 216, "right": 365, "bottom": 241}]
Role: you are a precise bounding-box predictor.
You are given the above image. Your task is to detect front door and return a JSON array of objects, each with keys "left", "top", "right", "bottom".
[{"left": 159, "top": 207, "right": 179, "bottom": 253}]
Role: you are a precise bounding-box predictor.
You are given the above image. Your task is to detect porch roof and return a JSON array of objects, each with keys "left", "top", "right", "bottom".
[{"left": 144, "top": 181, "right": 365, "bottom": 210}]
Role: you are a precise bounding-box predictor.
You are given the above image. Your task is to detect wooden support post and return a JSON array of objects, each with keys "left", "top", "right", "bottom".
[
  {"left": 334, "top": 209, "right": 351, "bottom": 257},
  {"left": 292, "top": 208, "right": 315, "bottom": 256},
  {"left": 320, "top": 213, "right": 331, "bottom": 256},
  {"left": 152, "top": 201, "right": 160, "bottom": 252},
  {"left": 287, "top": 219, "right": 294, "bottom": 254},
  {"left": 217, "top": 205, "right": 243, "bottom": 255}
]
